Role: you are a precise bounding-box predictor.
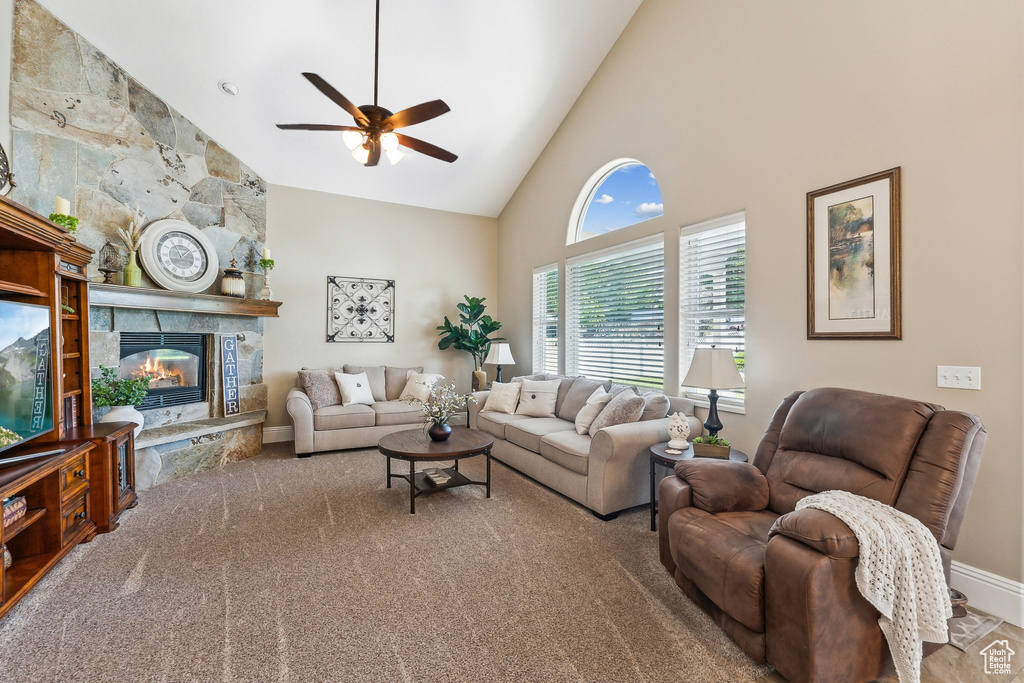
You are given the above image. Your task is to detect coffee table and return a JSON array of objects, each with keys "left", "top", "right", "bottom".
[{"left": 378, "top": 427, "right": 494, "bottom": 514}]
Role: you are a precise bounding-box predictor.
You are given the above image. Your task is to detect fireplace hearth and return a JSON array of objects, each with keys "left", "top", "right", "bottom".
[{"left": 119, "top": 332, "right": 208, "bottom": 410}]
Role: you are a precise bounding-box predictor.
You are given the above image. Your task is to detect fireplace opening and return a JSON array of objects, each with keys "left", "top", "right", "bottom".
[{"left": 119, "top": 333, "right": 208, "bottom": 409}]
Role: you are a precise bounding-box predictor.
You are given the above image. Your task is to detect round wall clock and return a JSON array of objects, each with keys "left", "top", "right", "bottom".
[{"left": 138, "top": 219, "right": 220, "bottom": 293}]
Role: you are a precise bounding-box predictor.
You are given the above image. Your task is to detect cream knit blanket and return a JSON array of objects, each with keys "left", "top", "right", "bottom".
[{"left": 796, "top": 490, "right": 951, "bottom": 683}]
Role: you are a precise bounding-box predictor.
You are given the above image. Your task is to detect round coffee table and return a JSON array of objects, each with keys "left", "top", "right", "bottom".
[
  {"left": 649, "top": 442, "right": 748, "bottom": 531},
  {"left": 378, "top": 427, "right": 495, "bottom": 514}
]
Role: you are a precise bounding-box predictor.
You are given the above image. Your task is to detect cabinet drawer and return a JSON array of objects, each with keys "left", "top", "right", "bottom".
[
  {"left": 61, "top": 492, "right": 89, "bottom": 543},
  {"left": 60, "top": 454, "right": 88, "bottom": 498}
]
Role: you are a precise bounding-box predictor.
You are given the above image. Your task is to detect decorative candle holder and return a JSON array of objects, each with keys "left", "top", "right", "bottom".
[{"left": 221, "top": 259, "right": 246, "bottom": 298}]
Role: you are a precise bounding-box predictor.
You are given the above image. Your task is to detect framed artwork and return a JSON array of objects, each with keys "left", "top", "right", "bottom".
[
  {"left": 327, "top": 276, "right": 395, "bottom": 343},
  {"left": 807, "top": 167, "right": 901, "bottom": 339}
]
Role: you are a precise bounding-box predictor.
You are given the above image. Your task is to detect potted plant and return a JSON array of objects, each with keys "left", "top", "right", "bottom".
[
  {"left": 116, "top": 212, "right": 145, "bottom": 288},
  {"left": 436, "top": 295, "right": 503, "bottom": 390},
  {"left": 692, "top": 434, "right": 731, "bottom": 459},
  {"left": 92, "top": 365, "right": 149, "bottom": 438},
  {"left": 405, "top": 381, "right": 477, "bottom": 442}
]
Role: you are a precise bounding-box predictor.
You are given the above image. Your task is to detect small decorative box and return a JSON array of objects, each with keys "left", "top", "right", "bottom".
[{"left": 3, "top": 496, "right": 27, "bottom": 528}]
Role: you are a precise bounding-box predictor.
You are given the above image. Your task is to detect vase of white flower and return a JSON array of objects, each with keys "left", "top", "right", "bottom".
[{"left": 406, "top": 381, "right": 476, "bottom": 442}]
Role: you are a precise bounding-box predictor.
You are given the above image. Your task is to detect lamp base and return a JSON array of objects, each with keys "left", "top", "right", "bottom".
[{"left": 704, "top": 389, "right": 724, "bottom": 438}]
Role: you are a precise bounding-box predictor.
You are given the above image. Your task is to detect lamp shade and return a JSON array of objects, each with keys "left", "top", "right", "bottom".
[
  {"left": 484, "top": 343, "right": 515, "bottom": 366},
  {"left": 681, "top": 347, "right": 745, "bottom": 390}
]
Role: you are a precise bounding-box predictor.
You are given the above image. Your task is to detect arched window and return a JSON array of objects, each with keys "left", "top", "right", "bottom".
[{"left": 568, "top": 158, "right": 664, "bottom": 244}]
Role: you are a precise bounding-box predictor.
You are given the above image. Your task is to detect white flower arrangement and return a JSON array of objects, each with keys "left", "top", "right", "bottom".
[{"left": 405, "top": 381, "right": 476, "bottom": 427}]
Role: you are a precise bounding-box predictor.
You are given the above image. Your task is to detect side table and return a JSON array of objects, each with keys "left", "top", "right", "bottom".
[{"left": 649, "top": 441, "right": 748, "bottom": 531}]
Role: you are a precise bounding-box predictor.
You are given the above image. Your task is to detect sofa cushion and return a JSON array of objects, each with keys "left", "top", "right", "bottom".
[
  {"left": 334, "top": 372, "right": 376, "bottom": 407},
  {"left": 371, "top": 401, "right": 425, "bottom": 426},
  {"left": 639, "top": 391, "right": 671, "bottom": 421},
  {"left": 400, "top": 373, "right": 444, "bottom": 402},
  {"left": 515, "top": 379, "right": 561, "bottom": 417},
  {"left": 297, "top": 369, "right": 343, "bottom": 410},
  {"left": 313, "top": 404, "right": 376, "bottom": 430},
  {"left": 668, "top": 508, "right": 778, "bottom": 633},
  {"left": 385, "top": 366, "right": 423, "bottom": 401},
  {"left": 476, "top": 411, "right": 531, "bottom": 440},
  {"left": 539, "top": 431, "right": 592, "bottom": 475},
  {"left": 482, "top": 381, "right": 521, "bottom": 414},
  {"left": 574, "top": 386, "right": 613, "bottom": 435},
  {"left": 343, "top": 364, "right": 387, "bottom": 402},
  {"left": 506, "top": 417, "right": 576, "bottom": 453},
  {"left": 589, "top": 391, "right": 644, "bottom": 436},
  {"left": 558, "top": 377, "right": 605, "bottom": 421},
  {"left": 512, "top": 374, "right": 576, "bottom": 415}
]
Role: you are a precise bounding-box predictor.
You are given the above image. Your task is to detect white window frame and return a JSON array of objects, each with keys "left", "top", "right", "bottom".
[
  {"left": 567, "top": 158, "right": 660, "bottom": 245},
  {"left": 679, "top": 211, "right": 746, "bottom": 412},
  {"left": 532, "top": 263, "right": 559, "bottom": 375}
]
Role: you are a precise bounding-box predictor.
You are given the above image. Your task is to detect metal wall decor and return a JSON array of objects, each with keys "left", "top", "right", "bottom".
[{"left": 327, "top": 276, "right": 395, "bottom": 343}]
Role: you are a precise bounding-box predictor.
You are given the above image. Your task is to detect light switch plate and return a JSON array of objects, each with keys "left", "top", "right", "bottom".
[{"left": 937, "top": 366, "right": 981, "bottom": 390}]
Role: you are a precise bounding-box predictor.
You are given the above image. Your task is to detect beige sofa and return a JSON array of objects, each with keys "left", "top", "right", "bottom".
[
  {"left": 469, "top": 374, "right": 702, "bottom": 519},
  {"left": 287, "top": 365, "right": 463, "bottom": 456}
]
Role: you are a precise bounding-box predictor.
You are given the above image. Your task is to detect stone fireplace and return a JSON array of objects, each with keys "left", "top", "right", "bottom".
[{"left": 118, "top": 332, "right": 208, "bottom": 410}]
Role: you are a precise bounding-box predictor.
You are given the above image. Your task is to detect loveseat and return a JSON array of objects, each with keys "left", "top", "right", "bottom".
[
  {"left": 659, "top": 388, "right": 986, "bottom": 683},
  {"left": 468, "top": 373, "right": 702, "bottom": 518},
  {"left": 287, "top": 364, "right": 463, "bottom": 456}
]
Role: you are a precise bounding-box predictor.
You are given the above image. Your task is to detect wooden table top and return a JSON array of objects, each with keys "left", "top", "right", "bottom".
[
  {"left": 378, "top": 427, "right": 494, "bottom": 460},
  {"left": 649, "top": 441, "right": 748, "bottom": 466}
]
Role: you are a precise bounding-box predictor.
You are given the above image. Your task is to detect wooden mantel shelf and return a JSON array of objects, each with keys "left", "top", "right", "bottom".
[{"left": 89, "top": 283, "right": 281, "bottom": 318}]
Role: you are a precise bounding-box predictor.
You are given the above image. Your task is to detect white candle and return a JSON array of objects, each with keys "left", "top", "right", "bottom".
[
  {"left": 262, "top": 247, "right": 271, "bottom": 260},
  {"left": 55, "top": 196, "right": 71, "bottom": 215}
]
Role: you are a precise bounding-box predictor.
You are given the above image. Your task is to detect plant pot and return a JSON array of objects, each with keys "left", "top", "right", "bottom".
[
  {"left": 123, "top": 251, "right": 142, "bottom": 288},
  {"left": 472, "top": 368, "right": 487, "bottom": 392},
  {"left": 692, "top": 442, "right": 730, "bottom": 459},
  {"left": 100, "top": 405, "right": 145, "bottom": 439},
  {"left": 427, "top": 422, "right": 452, "bottom": 442}
]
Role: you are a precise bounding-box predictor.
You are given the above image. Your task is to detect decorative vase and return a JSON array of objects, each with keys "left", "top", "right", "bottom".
[
  {"left": 260, "top": 270, "right": 273, "bottom": 300},
  {"left": 123, "top": 250, "right": 142, "bottom": 288},
  {"left": 221, "top": 258, "right": 246, "bottom": 298},
  {"left": 100, "top": 404, "right": 145, "bottom": 439},
  {"left": 472, "top": 367, "right": 487, "bottom": 392},
  {"left": 666, "top": 412, "right": 691, "bottom": 450},
  {"left": 427, "top": 422, "right": 452, "bottom": 442}
]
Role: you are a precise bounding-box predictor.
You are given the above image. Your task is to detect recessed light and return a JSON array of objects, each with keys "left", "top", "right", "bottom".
[{"left": 218, "top": 80, "right": 239, "bottom": 96}]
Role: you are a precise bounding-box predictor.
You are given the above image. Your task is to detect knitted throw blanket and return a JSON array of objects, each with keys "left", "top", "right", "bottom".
[{"left": 796, "top": 490, "right": 951, "bottom": 683}]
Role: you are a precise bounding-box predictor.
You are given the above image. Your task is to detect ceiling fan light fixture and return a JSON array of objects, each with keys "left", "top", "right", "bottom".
[
  {"left": 352, "top": 144, "right": 371, "bottom": 164},
  {"left": 342, "top": 130, "right": 365, "bottom": 150},
  {"left": 380, "top": 132, "right": 399, "bottom": 152},
  {"left": 385, "top": 148, "right": 404, "bottom": 166}
]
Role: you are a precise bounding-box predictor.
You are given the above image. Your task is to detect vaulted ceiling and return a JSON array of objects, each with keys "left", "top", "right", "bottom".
[{"left": 39, "top": 0, "right": 642, "bottom": 217}]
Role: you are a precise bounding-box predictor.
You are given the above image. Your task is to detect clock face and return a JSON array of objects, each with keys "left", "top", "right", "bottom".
[
  {"left": 138, "top": 219, "right": 220, "bottom": 293},
  {"left": 157, "top": 231, "right": 208, "bottom": 282}
]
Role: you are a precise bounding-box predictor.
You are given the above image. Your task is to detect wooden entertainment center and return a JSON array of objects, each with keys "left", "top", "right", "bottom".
[{"left": 0, "top": 196, "right": 136, "bottom": 620}]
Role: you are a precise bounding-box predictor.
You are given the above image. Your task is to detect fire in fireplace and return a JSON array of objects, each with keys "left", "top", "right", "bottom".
[{"left": 118, "top": 333, "right": 207, "bottom": 409}]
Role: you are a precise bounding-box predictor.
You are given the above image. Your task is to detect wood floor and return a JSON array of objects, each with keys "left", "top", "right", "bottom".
[{"left": 756, "top": 610, "right": 1024, "bottom": 683}]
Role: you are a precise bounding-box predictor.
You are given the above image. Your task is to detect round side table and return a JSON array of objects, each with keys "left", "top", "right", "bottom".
[{"left": 649, "top": 442, "right": 748, "bottom": 531}]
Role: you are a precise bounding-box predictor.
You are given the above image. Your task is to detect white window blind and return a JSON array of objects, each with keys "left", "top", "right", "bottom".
[
  {"left": 566, "top": 237, "right": 664, "bottom": 389},
  {"left": 680, "top": 215, "right": 746, "bottom": 405},
  {"left": 532, "top": 264, "right": 559, "bottom": 375}
]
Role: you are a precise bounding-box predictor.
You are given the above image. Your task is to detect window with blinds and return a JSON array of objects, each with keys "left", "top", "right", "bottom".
[
  {"left": 680, "top": 213, "right": 746, "bottom": 406},
  {"left": 532, "top": 265, "right": 559, "bottom": 374},
  {"left": 566, "top": 237, "right": 665, "bottom": 389}
]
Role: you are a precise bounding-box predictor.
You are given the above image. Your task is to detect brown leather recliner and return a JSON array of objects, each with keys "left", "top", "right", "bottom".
[{"left": 659, "top": 387, "right": 986, "bottom": 683}]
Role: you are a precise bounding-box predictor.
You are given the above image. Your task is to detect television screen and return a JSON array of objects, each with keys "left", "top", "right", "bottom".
[{"left": 0, "top": 300, "right": 53, "bottom": 454}]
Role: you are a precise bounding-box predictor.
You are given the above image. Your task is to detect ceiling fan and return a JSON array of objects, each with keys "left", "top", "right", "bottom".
[{"left": 276, "top": 0, "right": 457, "bottom": 167}]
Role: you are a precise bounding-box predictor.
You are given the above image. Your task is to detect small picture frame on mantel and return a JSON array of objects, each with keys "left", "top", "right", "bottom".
[{"left": 807, "top": 167, "right": 902, "bottom": 340}]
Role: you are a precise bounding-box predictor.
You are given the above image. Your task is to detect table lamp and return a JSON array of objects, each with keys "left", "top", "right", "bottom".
[
  {"left": 484, "top": 343, "right": 515, "bottom": 383},
  {"left": 681, "top": 346, "right": 745, "bottom": 438}
]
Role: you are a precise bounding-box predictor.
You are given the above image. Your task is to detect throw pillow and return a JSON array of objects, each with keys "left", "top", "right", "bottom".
[
  {"left": 639, "top": 391, "right": 671, "bottom": 421},
  {"left": 334, "top": 372, "right": 376, "bottom": 407},
  {"left": 297, "top": 369, "right": 343, "bottom": 411},
  {"left": 481, "top": 381, "right": 521, "bottom": 414},
  {"left": 589, "top": 391, "right": 645, "bottom": 436},
  {"left": 385, "top": 366, "right": 424, "bottom": 400},
  {"left": 343, "top": 365, "right": 387, "bottom": 402},
  {"left": 558, "top": 377, "right": 605, "bottom": 421},
  {"left": 515, "top": 379, "right": 561, "bottom": 418},
  {"left": 400, "top": 372, "right": 444, "bottom": 402},
  {"left": 574, "top": 386, "right": 613, "bottom": 435}
]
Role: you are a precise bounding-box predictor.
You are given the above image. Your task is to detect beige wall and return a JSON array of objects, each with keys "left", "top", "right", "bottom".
[
  {"left": 497, "top": 0, "right": 1024, "bottom": 581},
  {"left": 263, "top": 184, "right": 497, "bottom": 428}
]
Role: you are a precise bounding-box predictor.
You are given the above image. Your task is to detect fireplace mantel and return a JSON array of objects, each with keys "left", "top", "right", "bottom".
[{"left": 90, "top": 283, "right": 281, "bottom": 318}]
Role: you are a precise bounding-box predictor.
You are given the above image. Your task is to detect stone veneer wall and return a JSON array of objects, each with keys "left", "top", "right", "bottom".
[{"left": 9, "top": 0, "right": 268, "bottom": 298}]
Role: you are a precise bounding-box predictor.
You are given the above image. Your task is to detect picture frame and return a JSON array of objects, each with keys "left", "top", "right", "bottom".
[
  {"left": 807, "top": 167, "right": 901, "bottom": 339},
  {"left": 327, "top": 276, "right": 395, "bottom": 343}
]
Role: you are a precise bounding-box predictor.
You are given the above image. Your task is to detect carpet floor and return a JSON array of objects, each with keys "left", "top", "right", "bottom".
[{"left": 0, "top": 443, "right": 770, "bottom": 682}]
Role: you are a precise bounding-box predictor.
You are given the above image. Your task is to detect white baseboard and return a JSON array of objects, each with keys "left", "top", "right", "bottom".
[
  {"left": 262, "top": 425, "right": 294, "bottom": 444},
  {"left": 951, "top": 561, "right": 1024, "bottom": 626}
]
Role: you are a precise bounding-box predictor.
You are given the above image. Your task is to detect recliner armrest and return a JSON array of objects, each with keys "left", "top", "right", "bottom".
[
  {"left": 768, "top": 508, "right": 860, "bottom": 558},
  {"left": 673, "top": 459, "right": 769, "bottom": 513}
]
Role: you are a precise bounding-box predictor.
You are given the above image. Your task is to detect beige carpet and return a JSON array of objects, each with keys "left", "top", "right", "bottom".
[{"left": 0, "top": 443, "right": 770, "bottom": 682}]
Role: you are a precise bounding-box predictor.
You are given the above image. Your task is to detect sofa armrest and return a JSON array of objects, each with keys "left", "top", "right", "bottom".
[
  {"left": 673, "top": 459, "right": 769, "bottom": 513},
  {"left": 768, "top": 508, "right": 860, "bottom": 559},
  {"left": 286, "top": 387, "right": 315, "bottom": 455},
  {"left": 468, "top": 390, "right": 489, "bottom": 428},
  {"left": 586, "top": 417, "right": 670, "bottom": 515}
]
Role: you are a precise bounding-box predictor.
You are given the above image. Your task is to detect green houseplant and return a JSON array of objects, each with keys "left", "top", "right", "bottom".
[
  {"left": 92, "top": 365, "right": 149, "bottom": 438},
  {"left": 692, "top": 434, "right": 731, "bottom": 459},
  {"left": 436, "top": 296, "right": 504, "bottom": 389}
]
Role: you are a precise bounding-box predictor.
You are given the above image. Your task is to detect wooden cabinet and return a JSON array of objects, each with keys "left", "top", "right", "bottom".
[{"left": 64, "top": 422, "right": 137, "bottom": 537}]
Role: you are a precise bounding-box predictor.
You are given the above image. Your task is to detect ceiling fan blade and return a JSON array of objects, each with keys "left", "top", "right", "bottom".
[
  {"left": 301, "top": 72, "right": 369, "bottom": 126},
  {"left": 396, "top": 134, "right": 458, "bottom": 163},
  {"left": 366, "top": 139, "right": 381, "bottom": 167},
  {"left": 276, "top": 124, "right": 364, "bottom": 132},
  {"left": 382, "top": 100, "right": 450, "bottom": 129}
]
